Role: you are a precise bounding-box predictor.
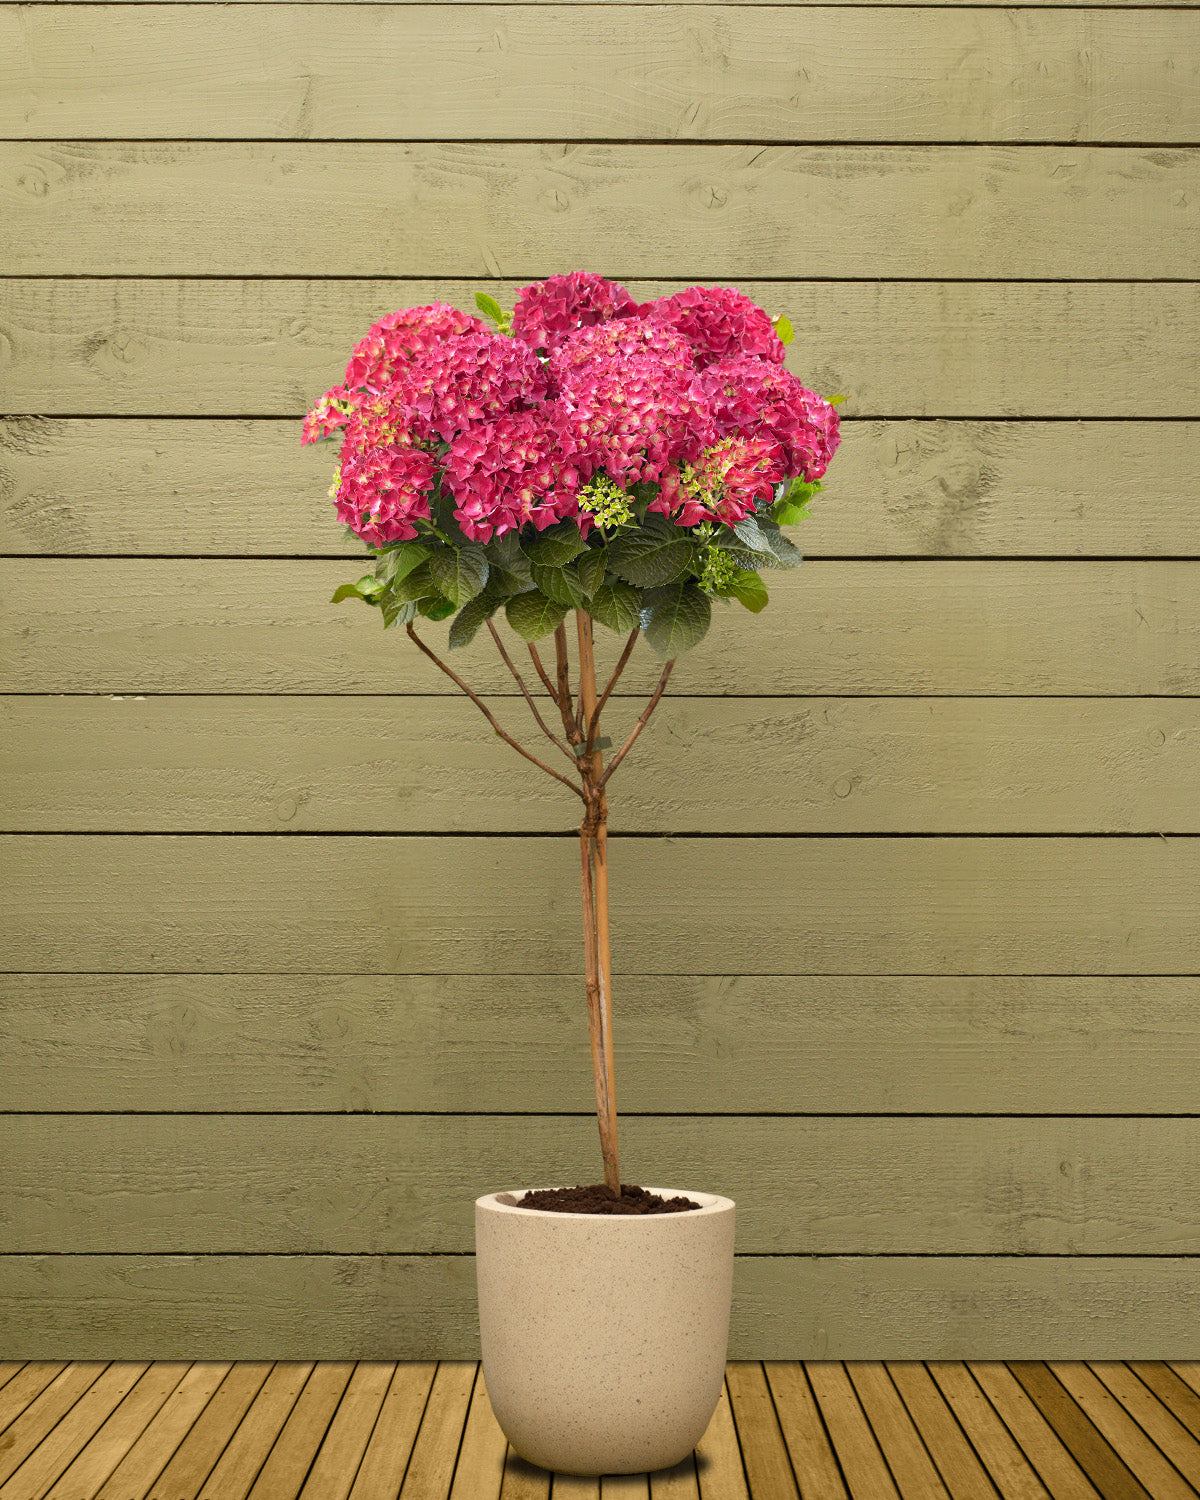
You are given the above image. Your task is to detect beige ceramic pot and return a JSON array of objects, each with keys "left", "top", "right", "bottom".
[{"left": 475, "top": 1186, "right": 736, "bottom": 1475}]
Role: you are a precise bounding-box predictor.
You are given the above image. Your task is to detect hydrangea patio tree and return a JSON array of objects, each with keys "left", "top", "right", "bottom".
[{"left": 305, "top": 273, "right": 840, "bottom": 1203}]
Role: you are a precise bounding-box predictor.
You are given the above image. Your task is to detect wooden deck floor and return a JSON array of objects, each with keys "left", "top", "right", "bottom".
[{"left": 2, "top": 1361, "right": 1200, "bottom": 1500}]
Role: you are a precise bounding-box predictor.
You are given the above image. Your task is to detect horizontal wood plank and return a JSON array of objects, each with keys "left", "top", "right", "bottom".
[
  {"left": 3, "top": 8, "right": 1195, "bottom": 143},
  {"left": 2, "top": 833, "right": 1197, "bottom": 974},
  {"left": 3, "top": 695, "right": 1196, "bottom": 834},
  {"left": 2, "top": 280, "right": 1196, "bottom": 419},
  {"left": 4, "top": 973, "right": 1199, "bottom": 1115},
  {"left": 5, "top": 144, "right": 1196, "bottom": 279},
  {"left": 3, "top": 559, "right": 1196, "bottom": 695},
  {"left": 3, "top": 417, "right": 1200, "bottom": 559},
  {"left": 2, "top": 1114, "right": 1197, "bottom": 1255},
  {"left": 2, "top": 1256, "right": 1197, "bottom": 1360}
]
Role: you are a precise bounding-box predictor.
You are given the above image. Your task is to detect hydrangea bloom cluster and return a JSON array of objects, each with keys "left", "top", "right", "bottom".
[
  {"left": 304, "top": 276, "right": 839, "bottom": 548},
  {"left": 442, "top": 405, "right": 587, "bottom": 543},
  {"left": 511, "top": 270, "right": 643, "bottom": 353}
]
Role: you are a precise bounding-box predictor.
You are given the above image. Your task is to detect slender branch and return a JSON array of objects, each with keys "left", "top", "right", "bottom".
[
  {"left": 527, "top": 642, "right": 560, "bottom": 706},
  {"left": 486, "top": 619, "right": 577, "bottom": 764},
  {"left": 598, "top": 658, "right": 676, "bottom": 790},
  {"left": 406, "top": 623, "right": 587, "bottom": 801},
  {"left": 584, "top": 627, "right": 639, "bottom": 754},
  {"left": 553, "top": 624, "right": 581, "bottom": 745}
]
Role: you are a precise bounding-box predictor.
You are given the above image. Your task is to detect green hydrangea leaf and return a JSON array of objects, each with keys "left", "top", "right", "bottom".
[
  {"left": 755, "top": 517, "right": 804, "bottom": 568},
  {"left": 727, "top": 569, "right": 769, "bottom": 613},
  {"left": 380, "top": 596, "right": 419, "bottom": 630},
  {"left": 588, "top": 579, "right": 642, "bottom": 633},
  {"left": 730, "top": 514, "right": 774, "bottom": 556},
  {"left": 375, "top": 541, "right": 433, "bottom": 585},
  {"left": 448, "top": 592, "right": 500, "bottom": 649},
  {"left": 576, "top": 546, "right": 608, "bottom": 600},
  {"left": 609, "top": 514, "right": 699, "bottom": 588},
  {"left": 505, "top": 589, "right": 570, "bottom": 641},
  {"left": 530, "top": 561, "right": 587, "bottom": 609},
  {"left": 474, "top": 292, "right": 508, "bottom": 330},
  {"left": 419, "top": 595, "right": 457, "bottom": 622},
  {"left": 429, "top": 544, "right": 490, "bottom": 607},
  {"left": 772, "top": 313, "right": 794, "bottom": 345},
  {"left": 331, "top": 574, "right": 385, "bottom": 604},
  {"left": 522, "top": 519, "right": 589, "bottom": 568},
  {"left": 393, "top": 561, "right": 440, "bottom": 604},
  {"left": 486, "top": 531, "right": 533, "bottom": 585},
  {"left": 639, "top": 580, "right": 712, "bottom": 657}
]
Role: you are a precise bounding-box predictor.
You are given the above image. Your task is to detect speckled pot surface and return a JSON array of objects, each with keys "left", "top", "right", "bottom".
[{"left": 475, "top": 1186, "right": 735, "bottom": 1476}]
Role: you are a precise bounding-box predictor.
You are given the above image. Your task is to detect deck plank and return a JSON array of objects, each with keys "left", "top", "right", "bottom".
[
  {"left": 44, "top": 1362, "right": 191, "bottom": 1500},
  {"left": 0, "top": 1365, "right": 107, "bottom": 1490},
  {"left": 884, "top": 1363, "right": 999, "bottom": 1500},
  {"left": 154, "top": 1359, "right": 277, "bottom": 1499},
  {"left": 243, "top": 1360, "right": 354, "bottom": 1500},
  {"left": 692, "top": 1380, "right": 748, "bottom": 1500},
  {"left": 1128, "top": 1362, "right": 1200, "bottom": 1442},
  {"left": 724, "top": 1364, "right": 798, "bottom": 1499},
  {"left": 398, "top": 1362, "right": 477, "bottom": 1499},
  {"left": 845, "top": 1362, "right": 951, "bottom": 1499},
  {"left": 1048, "top": 1361, "right": 1198, "bottom": 1499},
  {"left": 0, "top": 1363, "right": 1194, "bottom": 1498},
  {"left": 806, "top": 1363, "right": 900, "bottom": 1499},
  {"left": 0, "top": 1362, "right": 147, "bottom": 1500},
  {"left": 763, "top": 1362, "right": 847, "bottom": 1500},
  {"left": 95, "top": 1362, "right": 232, "bottom": 1500},
  {"left": 926, "top": 1364, "right": 1053, "bottom": 1500},
  {"left": 446, "top": 1368, "right": 507, "bottom": 1500},
  {"left": 965, "top": 1362, "right": 1100, "bottom": 1500},
  {"left": 1005, "top": 1362, "right": 1151, "bottom": 1500},
  {"left": 298, "top": 1363, "right": 395, "bottom": 1500}
]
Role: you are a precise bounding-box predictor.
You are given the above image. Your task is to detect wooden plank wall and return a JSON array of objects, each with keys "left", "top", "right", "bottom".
[{"left": 1, "top": 0, "right": 1198, "bottom": 1358}]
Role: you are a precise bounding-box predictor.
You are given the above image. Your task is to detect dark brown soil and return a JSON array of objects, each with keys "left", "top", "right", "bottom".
[{"left": 515, "top": 1183, "right": 703, "bottom": 1214}]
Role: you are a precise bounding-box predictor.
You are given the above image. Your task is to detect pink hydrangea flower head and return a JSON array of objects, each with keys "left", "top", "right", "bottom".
[
  {"left": 302, "top": 385, "right": 354, "bottom": 444},
  {"left": 389, "top": 330, "right": 549, "bottom": 445},
  {"left": 696, "top": 355, "right": 840, "bottom": 480},
  {"left": 651, "top": 436, "right": 784, "bottom": 528},
  {"left": 343, "top": 303, "right": 491, "bottom": 394},
  {"left": 646, "top": 286, "right": 786, "bottom": 369},
  {"left": 511, "top": 272, "right": 645, "bottom": 353},
  {"left": 333, "top": 444, "right": 437, "bottom": 547},
  {"left": 441, "top": 403, "right": 589, "bottom": 543},
  {"left": 548, "top": 322, "right": 715, "bottom": 487}
]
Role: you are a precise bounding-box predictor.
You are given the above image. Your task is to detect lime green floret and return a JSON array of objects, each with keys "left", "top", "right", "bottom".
[
  {"left": 577, "top": 474, "right": 635, "bottom": 532},
  {"left": 698, "top": 545, "right": 740, "bottom": 594}
]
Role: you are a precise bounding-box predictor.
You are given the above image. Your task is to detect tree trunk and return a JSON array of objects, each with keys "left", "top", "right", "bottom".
[{"left": 576, "top": 611, "right": 621, "bottom": 1198}]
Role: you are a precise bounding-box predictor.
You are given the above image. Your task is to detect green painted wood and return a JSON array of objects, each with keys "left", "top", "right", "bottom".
[
  {"left": 1, "top": 1256, "right": 1197, "bottom": 1361},
  {"left": 3, "top": 8, "right": 1195, "bottom": 142},
  {"left": 3, "top": 559, "right": 1196, "bottom": 695},
  {"left": 5, "top": 144, "right": 1196, "bottom": 279},
  {"left": 4, "top": 973, "right": 1199, "bottom": 1115},
  {"left": 1, "top": 1114, "right": 1196, "bottom": 1255},
  {"left": 2, "top": 834, "right": 1197, "bottom": 975},
  {"left": 3, "top": 417, "right": 1199, "bottom": 559},
  {"left": 2, "top": 279, "right": 1196, "bottom": 419},
  {"left": 4, "top": 696, "right": 1196, "bottom": 834}
]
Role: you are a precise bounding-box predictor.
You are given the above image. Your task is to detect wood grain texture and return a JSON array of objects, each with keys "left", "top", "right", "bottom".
[
  {"left": 4, "top": 417, "right": 1200, "bottom": 559},
  {"left": 3, "top": 279, "right": 1197, "bottom": 419},
  {"left": 5, "top": 695, "right": 1196, "bottom": 834},
  {"left": 4, "top": 1256, "right": 1200, "bottom": 1361},
  {"left": 3, "top": 833, "right": 1198, "bottom": 975},
  {"left": 3, "top": 8, "right": 1196, "bottom": 143},
  {"left": 5, "top": 144, "right": 1197, "bottom": 279},
  {"left": 4, "top": 1114, "right": 1198, "bottom": 1256},
  {"left": 5, "top": 973, "right": 1198, "bottom": 1115},
  {"left": 4, "top": 559, "right": 1199, "bottom": 695}
]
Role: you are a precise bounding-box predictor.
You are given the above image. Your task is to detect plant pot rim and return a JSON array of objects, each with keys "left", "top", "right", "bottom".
[{"left": 476, "top": 1187, "right": 735, "bottom": 1218}]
